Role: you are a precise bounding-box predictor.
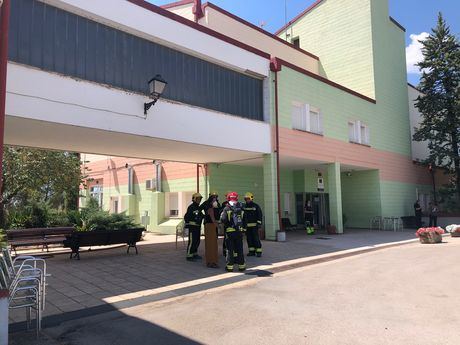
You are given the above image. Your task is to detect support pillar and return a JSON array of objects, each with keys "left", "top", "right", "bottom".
[
  {"left": 150, "top": 191, "right": 165, "bottom": 231},
  {"left": 263, "top": 153, "right": 279, "bottom": 240},
  {"left": 328, "top": 162, "right": 343, "bottom": 233}
]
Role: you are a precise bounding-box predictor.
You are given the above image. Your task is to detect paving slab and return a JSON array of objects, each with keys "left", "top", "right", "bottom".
[{"left": 8, "top": 229, "right": 418, "bottom": 332}]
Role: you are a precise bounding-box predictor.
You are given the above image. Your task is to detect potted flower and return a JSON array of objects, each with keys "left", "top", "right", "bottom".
[
  {"left": 415, "top": 227, "right": 445, "bottom": 244},
  {"left": 446, "top": 224, "right": 460, "bottom": 237}
]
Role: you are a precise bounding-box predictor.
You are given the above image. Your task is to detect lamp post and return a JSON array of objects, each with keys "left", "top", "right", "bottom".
[{"left": 144, "top": 75, "right": 167, "bottom": 115}]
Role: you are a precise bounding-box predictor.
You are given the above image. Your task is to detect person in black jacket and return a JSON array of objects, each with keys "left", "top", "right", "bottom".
[
  {"left": 184, "top": 193, "right": 204, "bottom": 261},
  {"left": 414, "top": 200, "right": 422, "bottom": 228},
  {"left": 202, "top": 192, "right": 220, "bottom": 268},
  {"left": 243, "top": 192, "right": 263, "bottom": 257}
]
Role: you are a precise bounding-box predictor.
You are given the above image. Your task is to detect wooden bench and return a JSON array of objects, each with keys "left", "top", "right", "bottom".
[
  {"left": 63, "top": 228, "right": 144, "bottom": 260},
  {"left": 6, "top": 227, "right": 74, "bottom": 254}
]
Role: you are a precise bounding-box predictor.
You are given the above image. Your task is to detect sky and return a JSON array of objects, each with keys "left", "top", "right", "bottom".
[{"left": 149, "top": 0, "right": 460, "bottom": 86}]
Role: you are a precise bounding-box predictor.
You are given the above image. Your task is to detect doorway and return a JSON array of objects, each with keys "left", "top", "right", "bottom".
[{"left": 302, "top": 193, "right": 330, "bottom": 229}]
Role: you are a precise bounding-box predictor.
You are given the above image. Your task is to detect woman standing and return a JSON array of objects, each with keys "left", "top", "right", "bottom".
[{"left": 203, "top": 192, "right": 220, "bottom": 268}]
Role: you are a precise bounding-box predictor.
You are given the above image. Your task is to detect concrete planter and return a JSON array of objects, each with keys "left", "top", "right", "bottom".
[{"left": 276, "top": 231, "right": 286, "bottom": 242}]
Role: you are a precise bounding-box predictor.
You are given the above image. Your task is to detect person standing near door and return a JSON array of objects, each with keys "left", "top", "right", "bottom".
[
  {"left": 203, "top": 192, "right": 220, "bottom": 268},
  {"left": 184, "top": 193, "right": 204, "bottom": 261},
  {"left": 304, "top": 200, "right": 314, "bottom": 234},
  {"left": 414, "top": 199, "right": 422, "bottom": 228}
]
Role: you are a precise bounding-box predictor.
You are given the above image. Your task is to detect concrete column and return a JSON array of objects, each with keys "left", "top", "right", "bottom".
[
  {"left": 263, "top": 153, "right": 279, "bottom": 240},
  {"left": 328, "top": 162, "right": 343, "bottom": 233},
  {"left": 0, "top": 289, "right": 8, "bottom": 345},
  {"left": 150, "top": 192, "right": 165, "bottom": 231}
]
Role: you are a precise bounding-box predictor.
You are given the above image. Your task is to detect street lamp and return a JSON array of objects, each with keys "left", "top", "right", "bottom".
[{"left": 144, "top": 74, "right": 167, "bottom": 115}]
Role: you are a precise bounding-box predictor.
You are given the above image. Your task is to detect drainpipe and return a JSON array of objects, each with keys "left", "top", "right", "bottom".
[
  {"left": 193, "top": 0, "right": 204, "bottom": 23},
  {"left": 270, "top": 58, "right": 282, "bottom": 232},
  {"left": 196, "top": 164, "right": 200, "bottom": 193},
  {"left": 0, "top": 0, "right": 10, "bottom": 200}
]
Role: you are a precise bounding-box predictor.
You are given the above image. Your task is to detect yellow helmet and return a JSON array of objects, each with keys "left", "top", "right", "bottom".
[
  {"left": 244, "top": 192, "right": 254, "bottom": 201},
  {"left": 209, "top": 191, "right": 218, "bottom": 197},
  {"left": 192, "top": 193, "right": 203, "bottom": 202}
]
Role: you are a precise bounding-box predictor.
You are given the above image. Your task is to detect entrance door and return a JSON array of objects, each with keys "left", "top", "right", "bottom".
[
  {"left": 305, "top": 193, "right": 330, "bottom": 229},
  {"left": 295, "top": 193, "right": 304, "bottom": 225}
]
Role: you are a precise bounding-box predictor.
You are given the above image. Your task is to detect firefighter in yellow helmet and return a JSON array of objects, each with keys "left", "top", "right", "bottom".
[
  {"left": 184, "top": 192, "right": 204, "bottom": 261},
  {"left": 243, "top": 192, "right": 263, "bottom": 257}
]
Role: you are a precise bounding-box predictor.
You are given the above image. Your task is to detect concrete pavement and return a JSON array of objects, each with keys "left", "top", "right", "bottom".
[{"left": 11, "top": 236, "right": 460, "bottom": 345}]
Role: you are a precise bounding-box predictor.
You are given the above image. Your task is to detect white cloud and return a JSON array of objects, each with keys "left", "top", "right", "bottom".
[{"left": 406, "top": 32, "right": 429, "bottom": 74}]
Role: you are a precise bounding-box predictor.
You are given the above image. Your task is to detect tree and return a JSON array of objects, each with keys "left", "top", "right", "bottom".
[
  {"left": 413, "top": 13, "right": 460, "bottom": 207},
  {"left": 1, "top": 146, "right": 82, "bottom": 227}
]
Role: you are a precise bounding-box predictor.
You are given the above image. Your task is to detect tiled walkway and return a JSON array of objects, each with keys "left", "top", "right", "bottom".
[{"left": 9, "top": 229, "right": 417, "bottom": 330}]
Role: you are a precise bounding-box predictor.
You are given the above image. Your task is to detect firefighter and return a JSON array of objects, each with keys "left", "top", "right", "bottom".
[
  {"left": 220, "top": 192, "right": 246, "bottom": 272},
  {"left": 203, "top": 192, "right": 220, "bottom": 268},
  {"left": 243, "top": 192, "right": 263, "bottom": 257},
  {"left": 184, "top": 193, "right": 204, "bottom": 261}
]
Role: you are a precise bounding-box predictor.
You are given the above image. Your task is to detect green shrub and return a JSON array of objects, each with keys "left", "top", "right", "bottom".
[{"left": 83, "top": 211, "right": 139, "bottom": 231}]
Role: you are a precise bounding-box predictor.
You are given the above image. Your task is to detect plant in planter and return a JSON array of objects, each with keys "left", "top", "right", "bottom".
[
  {"left": 415, "top": 227, "right": 445, "bottom": 244},
  {"left": 445, "top": 224, "right": 460, "bottom": 237}
]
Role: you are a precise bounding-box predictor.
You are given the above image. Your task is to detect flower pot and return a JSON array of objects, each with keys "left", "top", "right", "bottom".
[
  {"left": 451, "top": 232, "right": 460, "bottom": 238},
  {"left": 419, "top": 232, "right": 442, "bottom": 244}
]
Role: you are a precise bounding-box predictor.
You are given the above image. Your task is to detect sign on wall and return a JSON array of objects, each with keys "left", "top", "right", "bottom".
[{"left": 317, "top": 177, "right": 325, "bottom": 192}]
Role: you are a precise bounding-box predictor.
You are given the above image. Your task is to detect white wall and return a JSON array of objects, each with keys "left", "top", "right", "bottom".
[
  {"left": 6, "top": 62, "right": 271, "bottom": 160},
  {"left": 40, "top": 0, "right": 269, "bottom": 77},
  {"left": 408, "top": 85, "right": 429, "bottom": 161}
]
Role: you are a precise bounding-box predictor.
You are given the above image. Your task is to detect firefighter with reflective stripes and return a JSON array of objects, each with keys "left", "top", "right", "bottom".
[
  {"left": 220, "top": 192, "right": 246, "bottom": 272},
  {"left": 184, "top": 193, "right": 204, "bottom": 261},
  {"left": 243, "top": 192, "right": 263, "bottom": 257}
]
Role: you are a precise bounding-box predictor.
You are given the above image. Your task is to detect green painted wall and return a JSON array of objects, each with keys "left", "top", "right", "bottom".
[
  {"left": 341, "top": 170, "right": 382, "bottom": 228},
  {"left": 284, "top": 0, "right": 376, "bottom": 99},
  {"left": 276, "top": 0, "right": 412, "bottom": 157},
  {"left": 208, "top": 164, "right": 264, "bottom": 203}
]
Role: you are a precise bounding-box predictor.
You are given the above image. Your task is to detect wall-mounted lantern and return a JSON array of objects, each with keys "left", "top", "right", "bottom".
[{"left": 144, "top": 75, "right": 167, "bottom": 115}]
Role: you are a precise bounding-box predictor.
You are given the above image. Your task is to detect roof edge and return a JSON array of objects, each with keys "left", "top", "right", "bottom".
[
  {"left": 274, "top": 0, "right": 324, "bottom": 36},
  {"left": 272, "top": 57, "right": 376, "bottom": 104},
  {"left": 203, "top": 2, "right": 319, "bottom": 61},
  {"left": 160, "top": 0, "right": 194, "bottom": 10},
  {"left": 389, "top": 16, "right": 406, "bottom": 32},
  {"left": 126, "top": 0, "right": 271, "bottom": 60}
]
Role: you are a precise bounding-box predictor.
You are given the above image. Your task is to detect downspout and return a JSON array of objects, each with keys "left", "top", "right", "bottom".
[
  {"left": 0, "top": 0, "right": 9, "bottom": 198},
  {"left": 196, "top": 164, "right": 200, "bottom": 193},
  {"left": 192, "top": 0, "right": 204, "bottom": 23},
  {"left": 270, "top": 58, "right": 282, "bottom": 232},
  {"left": 0, "top": 2, "right": 9, "bottom": 339}
]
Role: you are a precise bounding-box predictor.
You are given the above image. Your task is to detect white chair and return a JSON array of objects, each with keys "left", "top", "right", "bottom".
[
  {"left": 175, "top": 220, "right": 186, "bottom": 249},
  {"left": 370, "top": 216, "right": 383, "bottom": 230}
]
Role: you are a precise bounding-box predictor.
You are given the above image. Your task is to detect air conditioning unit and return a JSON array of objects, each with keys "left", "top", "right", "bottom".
[{"left": 145, "top": 178, "right": 157, "bottom": 191}]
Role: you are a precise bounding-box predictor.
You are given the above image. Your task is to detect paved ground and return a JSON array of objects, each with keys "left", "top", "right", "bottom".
[
  {"left": 8, "top": 229, "right": 416, "bottom": 326},
  {"left": 10, "top": 235, "right": 460, "bottom": 345}
]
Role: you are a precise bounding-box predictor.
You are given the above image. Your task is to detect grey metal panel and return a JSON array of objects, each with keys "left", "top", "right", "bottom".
[{"left": 9, "top": 0, "right": 264, "bottom": 121}]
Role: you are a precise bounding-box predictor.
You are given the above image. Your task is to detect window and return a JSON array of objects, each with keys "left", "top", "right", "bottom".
[
  {"left": 90, "top": 185, "right": 103, "bottom": 207},
  {"left": 110, "top": 197, "right": 119, "bottom": 214},
  {"left": 168, "top": 193, "right": 179, "bottom": 217},
  {"left": 292, "top": 37, "right": 300, "bottom": 48},
  {"left": 348, "top": 120, "right": 369, "bottom": 145},
  {"left": 283, "top": 193, "right": 291, "bottom": 216},
  {"left": 291, "top": 103, "right": 323, "bottom": 135}
]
